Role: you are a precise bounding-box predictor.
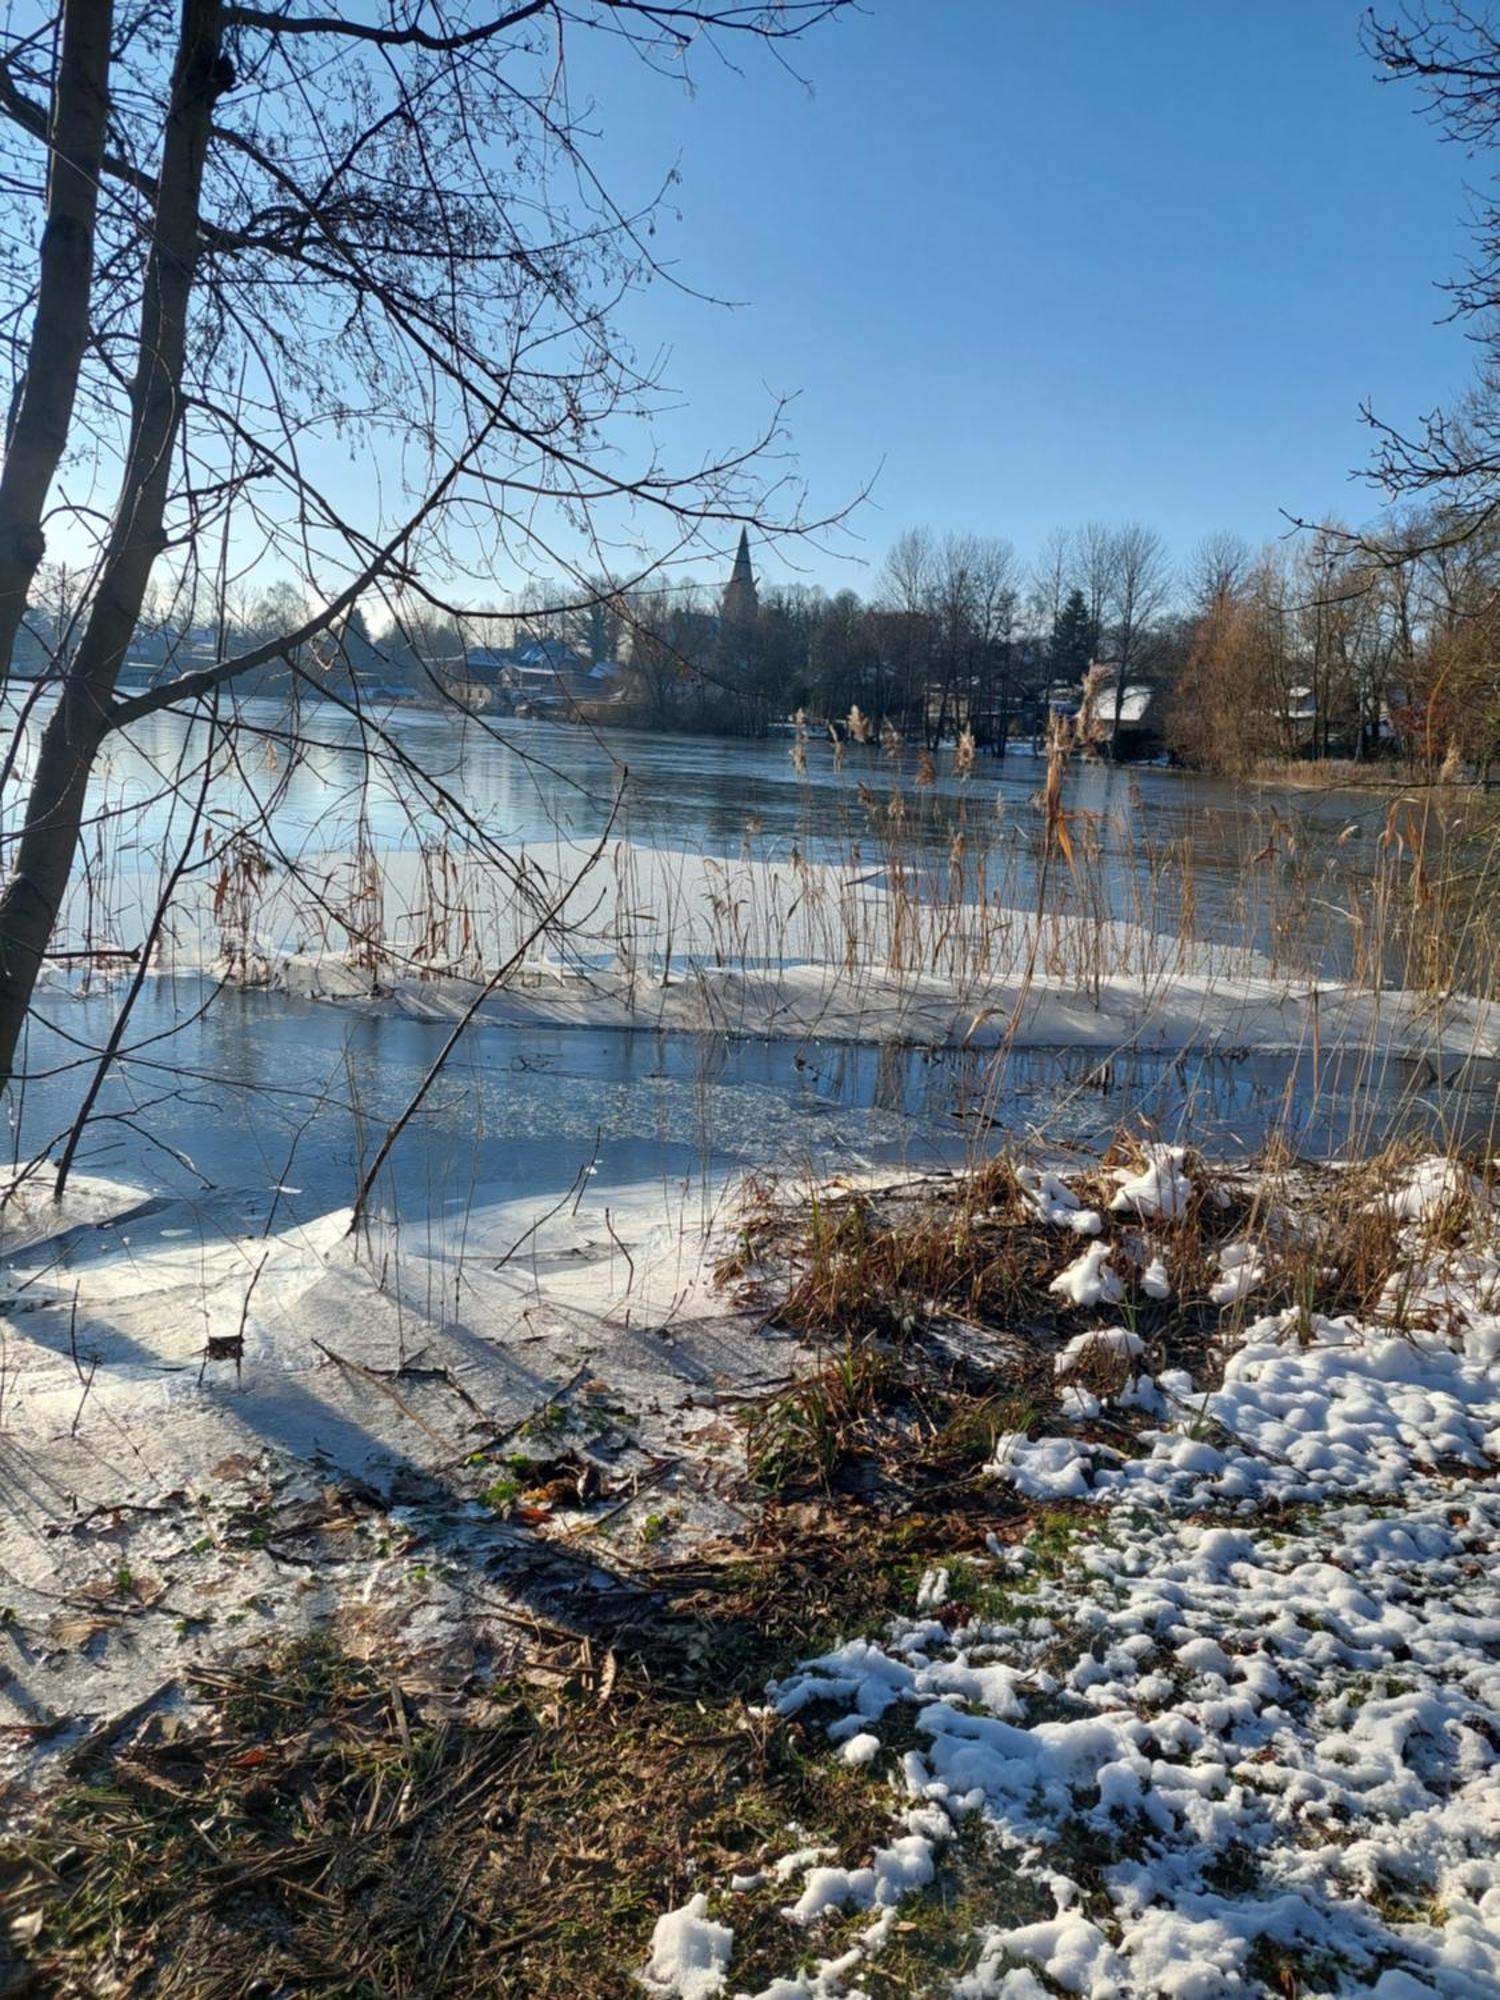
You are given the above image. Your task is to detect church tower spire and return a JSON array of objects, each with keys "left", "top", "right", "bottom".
[{"left": 722, "top": 526, "right": 758, "bottom": 624}]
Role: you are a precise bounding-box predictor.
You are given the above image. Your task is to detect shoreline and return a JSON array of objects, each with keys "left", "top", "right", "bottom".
[{"left": 4, "top": 1142, "right": 1499, "bottom": 1995}]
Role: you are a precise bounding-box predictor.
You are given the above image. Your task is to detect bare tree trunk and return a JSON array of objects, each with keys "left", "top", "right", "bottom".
[
  {"left": 0, "top": 0, "right": 225, "bottom": 1095},
  {"left": 994, "top": 642, "right": 1013, "bottom": 754},
  {"left": 0, "top": 0, "right": 113, "bottom": 685}
]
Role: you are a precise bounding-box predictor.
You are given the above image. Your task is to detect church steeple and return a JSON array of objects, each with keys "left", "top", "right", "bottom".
[{"left": 722, "top": 526, "right": 758, "bottom": 624}]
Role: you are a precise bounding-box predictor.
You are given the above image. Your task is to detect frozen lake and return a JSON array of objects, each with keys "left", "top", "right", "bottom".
[
  {"left": 0, "top": 700, "right": 1493, "bottom": 1775},
  {"left": 5, "top": 693, "right": 1407, "bottom": 945},
  {"left": 1, "top": 696, "right": 1483, "bottom": 1214},
  {"left": 12, "top": 975, "right": 1493, "bottom": 1222}
]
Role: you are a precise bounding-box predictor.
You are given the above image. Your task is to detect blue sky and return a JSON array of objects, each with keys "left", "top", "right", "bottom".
[{"left": 571, "top": 0, "right": 1482, "bottom": 594}]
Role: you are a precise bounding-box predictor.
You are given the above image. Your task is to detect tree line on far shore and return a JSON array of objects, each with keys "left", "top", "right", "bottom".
[
  {"left": 488, "top": 508, "right": 1500, "bottom": 776},
  {"left": 20, "top": 501, "right": 1500, "bottom": 779}
]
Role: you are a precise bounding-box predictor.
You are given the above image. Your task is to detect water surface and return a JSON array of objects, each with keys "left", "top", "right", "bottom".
[{"left": 1, "top": 698, "right": 1482, "bottom": 1218}]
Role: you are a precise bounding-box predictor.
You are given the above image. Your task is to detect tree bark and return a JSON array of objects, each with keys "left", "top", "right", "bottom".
[
  {"left": 0, "top": 0, "right": 224, "bottom": 1095},
  {"left": 0, "top": 0, "right": 114, "bottom": 686}
]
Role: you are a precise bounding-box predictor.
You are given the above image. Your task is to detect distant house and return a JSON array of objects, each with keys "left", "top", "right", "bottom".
[
  {"left": 490, "top": 637, "right": 594, "bottom": 711},
  {"left": 516, "top": 636, "right": 581, "bottom": 671},
  {"left": 1277, "top": 684, "right": 1319, "bottom": 751},
  {"left": 434, "top": 636, "right": 622, "bottom": 717},
  {"left": 463, "top": 646, "right": 514, "bottom": 686},
  {"left": 1084, "top": 673, "right": 1161, "bottom": 758}
]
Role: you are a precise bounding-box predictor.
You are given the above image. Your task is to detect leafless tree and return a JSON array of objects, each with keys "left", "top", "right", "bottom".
[
  {"left": 1072, "top": 521, "right": 1121, "bottom": 663},
  {"left": 1103, "top": 522, "right": 1172, "bottom": 746},
  {"left": 879, "top": 526, "right": 937, "bottom": 733},
  {"left": 929, "top": 534, "right": 979, "bottom": 746},
  {"left": 0, "top": 0, "right": 852, "bottom": 1102},
  {"left": 1187, "top": 530, "right": 1251, "bottom": 615},
  {"left": 1168, "top": 547, "right": 1288, "bottom": 774},
  {"left": 0, "top": 1, "right": 111, "bottom": 681},
  {"left": 1028, "top": 527, "right": 1073, "bottom": 641},
  {"left": 1363, "top": 8, "right": 1500, "bottom": 539},
  {"left": 881, "top": 528, "right": 936, "bottom": 620},
  {"left": 616, "top": 581, "right": 716, "bottom": 726},
  {"left": 928, "top": 532, "right": 1016, "bottom": 746}
]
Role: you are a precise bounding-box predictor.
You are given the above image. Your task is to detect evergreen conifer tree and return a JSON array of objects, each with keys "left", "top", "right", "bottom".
[{"left": 1050, "top": 587, "right": 1093, "bottom": 680}]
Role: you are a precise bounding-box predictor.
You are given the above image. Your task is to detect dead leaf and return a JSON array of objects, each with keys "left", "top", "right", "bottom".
[
  {"left": 596, "top": 1649, "right": 618, "bottom": 1708},
  {"left": 46, "top": 1614, "right": 110, "bottom": 1648}
]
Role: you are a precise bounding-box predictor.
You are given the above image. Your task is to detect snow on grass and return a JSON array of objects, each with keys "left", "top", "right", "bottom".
[
  {"left": 1208, "top": 1239, "right": 1267, "bottom": 1307},
  {"left": 1048, "top": 1242, "right": 1123, "bottom": 1309},
  {"left": 989, "top": 1433, "right": 1105, "bottom": 1501},
  {"left": 1017, "top": 1167, "right": 1104, "bottom": 1236},
  {"left": 655, "top": 1155, "right": 1500, "bottom": 1998},
  {"left": 1373, "top": 1154, "right": 1490, "bottom": 1225},
  {"left": 1109, "top": 1143, "right": 1194, "bottom": 1220},
  {"left": 1141, "top": 1252, "right": 1173, "bottom": 1300},
  {"left": 1053, "top": 1325, "right": 1147, "bottom": 1379},
  {"left": 640, "top": 1894, "right": 735, "bottom": 1998}
]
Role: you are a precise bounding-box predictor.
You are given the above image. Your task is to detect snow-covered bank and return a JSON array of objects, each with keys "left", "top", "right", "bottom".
[
  {"left": 269, "top": 950, "right": 1500, "bottom": 1062},
  {"left": 8, "top": 1143, "right": 1500, "bottom": 1995},
  {"left": 640, "top": 1153, "right": 1500, "bottom": 2000}
]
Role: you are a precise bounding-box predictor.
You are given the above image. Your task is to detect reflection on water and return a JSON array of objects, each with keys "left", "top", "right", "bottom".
[
  {"left": 2, "top": 693, "right": 1460, "bottom": 976},
  {"left": 2, "top": 697, "right": 1489, "bottom": 1213},
  {"left": 11, "top": 978, "right": 1495, "bottom": 1223}
]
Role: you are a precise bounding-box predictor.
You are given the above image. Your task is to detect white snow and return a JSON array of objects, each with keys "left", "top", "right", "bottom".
[
  {"left": 1374, "top": 1154, "right": 1489, "bottom": 1224},
  {"left": 915, "top": 1566, "right": 950, "bottom": 1610},
  {"left": 1141, "top": 1253, "right": 1172, "bottom": 1299},
  {"left": 639, "top": 1895, "right": 734, "bottom": 1998},
  {"left": 690, "top": 1158, "right": 1500, "bottom": 1997},
  {"left": 1016, "top": 1167, "right": 1103, "bottom": 1236},
  {"left": 1209, "top": 1238, "right": 1266, "bottom": 1307},
  {"left": 1053, "top": 1325, "right": 1146, "bottom": 1379},
  {"left": 1048, "top": 1242, "right": 1123, "bottom": 1309},
  {"left": 989, "top": 1434, "right": 1105, "bottom": 1500},
  {"left": 1109, "top": 1144, "right": 1194, "bottom": 1219}
]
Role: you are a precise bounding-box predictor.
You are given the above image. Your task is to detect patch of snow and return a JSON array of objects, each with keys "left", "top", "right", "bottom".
[
  {"left": 1373, "top": 1154, "right": 1487, "bottom": 1224},
  {"left": 1208, "top": 1238, "right": 1266, "bottom": 1306},
  {"left": 915, "top": 1566, "right": 949, "bottom": 1610},
  {"left": 839, "top": 1732, "right": 882, "bottom": 1768},
  {"left": 1053, "top": 1326, "right": 1146, "bottom": 1379},
  {"left": 1048, "top": 1242, "right": 1122, "bottom": 1309},
  {"left": 989, "top": 1435, "right": 1107, "bottom": 1500},
  {"left": 639, "top": 1894, "right": 734, "bottom": 1998},
  {"left": 729, "top": 1165, "right": 1500, "bottom": 1996},
  {"left": 1016, "top": 1167, "right": 1102, "bottom": 1236},
  {"left": 1140, "top": 1254, "right": 1172, "bottom": 1300},
  {"left": 770, "top": 1846, "right": 836, "bottom": 1882},
  {"left": 1109, "top": 1144, "right": 1192, "bottom": 1219}
]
